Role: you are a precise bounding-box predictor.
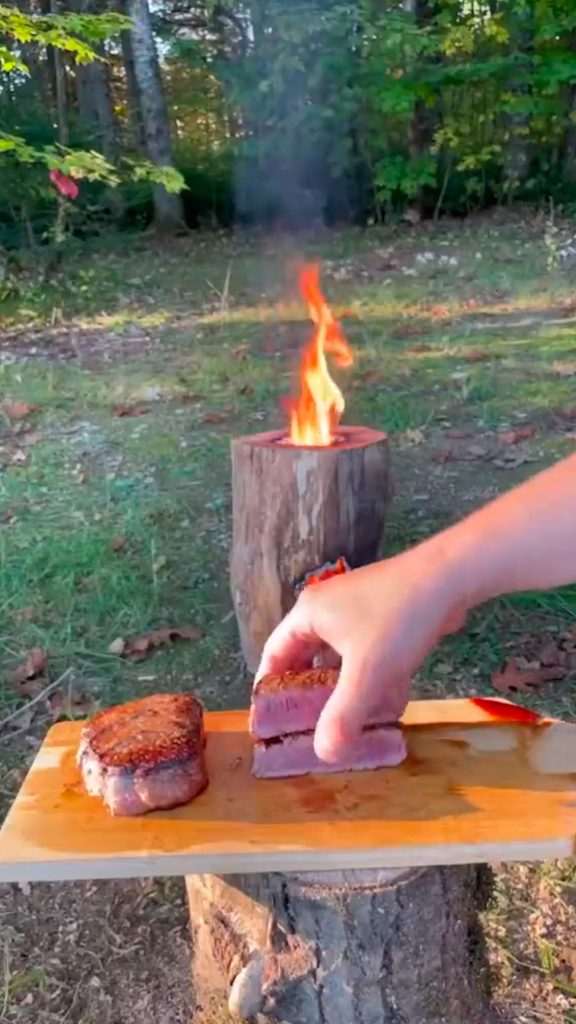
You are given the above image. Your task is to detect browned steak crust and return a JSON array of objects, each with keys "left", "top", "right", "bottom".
[
  {"left": 254, "top": 667, "right": 337, "bottom": 695},
  {"left": 80, "top": 693, "right": 204, "bottom": 770}
]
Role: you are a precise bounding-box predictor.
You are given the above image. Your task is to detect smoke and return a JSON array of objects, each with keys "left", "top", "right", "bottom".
[{"left": 232, "top": 0, "right": 360, "bottom": 229}]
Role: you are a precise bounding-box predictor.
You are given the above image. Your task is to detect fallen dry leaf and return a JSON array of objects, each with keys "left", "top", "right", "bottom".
[
  {"left": 356, "top": 369, "right": 384, "bottom": 385},
  {"left": 499, "top": 425, "right": 537, "bottom": 445},
  {"left": 10, "top": 648, "right": 47, "bottom": 696},
  {"left": 178, "top": 393, "right": 204, "bottom": 405},
  {"left": 553, "top": 361, "right": 576, "bottom": 378},
  {"left": 108, "top": 636, "right": 126, "bottom": 656},
  {"left": 202, "top": 412, "right": 228, "bottom": 425},
  {"left": 111, "top": 405, "right": 150, "bottom": 418},
  {"left": 49, "top": 690, "right": 96, "bottom": 722},
  {"left": 1, "top": 509, "right": 15, "bottom": 524},
  {"left": 398, "top": 428, "right": 425, "bottom": 447},
  {"left": 110, "top": 535, "right": 126, "bottom": 552},
  {"left": 122, "top": 626, "right": 203, "bottom": 660},
  {"left": 10, "top": 450, "right": 28, "bottom": 465},
  {"left": 231, "top": 344, "right": 250, "bottom": 361},
  {"left": 21, "top": 430, "right": 42, "bottom": 446},
  {"left": 429, "top": 305, "right": 450, "bottom": 320},
  {"left": 491, "top": 657, "right": 566, "bottom": 694},
  {"left": 406, "top": 342, "right": 433, "bottom": 354},
  {"left": 556, "top": 407, "right": 576, "bottom": 423},
  {"left": 445, "top": 429, "right": 473, "bottom": 439},
  {"left": 465, "top": 348, "right": 491, "bottom": 363},
  {"left": 3, "top": 401, "right": 39, "bottom": 421},
  {"left": 432, "top": 448, "right": 454, "bottom": 464},
  {"left": 462, "top": 443, "right": 489, "bottom": 460},
  {"left": 492, "top": 450, "right": 536, "bottom": 469}
]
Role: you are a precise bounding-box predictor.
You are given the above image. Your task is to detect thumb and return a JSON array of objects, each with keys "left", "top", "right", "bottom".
[{"left": 313, "top": 657, "right": 409, "bottom": 763}]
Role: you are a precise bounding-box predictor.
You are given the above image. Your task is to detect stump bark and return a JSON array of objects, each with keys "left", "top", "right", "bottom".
[
  {"left": 186, "top": 866, "right": 492, "bottom": 1023},
  {"left": 230, "top": 427, "right": 391, "bottom": 672}
]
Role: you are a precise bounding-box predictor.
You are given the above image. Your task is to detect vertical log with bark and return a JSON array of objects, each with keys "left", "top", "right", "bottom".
[
  {"left": 186, "top": 866, "right": 493, "bottom": 1023},
  {"left": 126, "top": 0, "right": 185, "bottom": 231}
]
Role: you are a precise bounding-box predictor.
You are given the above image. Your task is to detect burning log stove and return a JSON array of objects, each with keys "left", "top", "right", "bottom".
[
  {"left": 188, "top": 265, "right": 492, "bottom": 1024},
  {"left": 230, "top": 264, "right": 391, "bottom": 672}
]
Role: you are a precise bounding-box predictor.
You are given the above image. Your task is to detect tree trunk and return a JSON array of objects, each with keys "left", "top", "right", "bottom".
[
  {"left": 502, "top": 2, "right": 535, "bottom": 198},
  {"left": 50, "top": 0, "right": 69, "bottom": 146},
  {"left": 186, "top": 866, "right": 492, "bottom": 1023},
  {"left": 69, "top": 0, "right": 119, "bottom": 162},
  {"left": 230, "top": 427, "right": 391, "bottom": 673},
  {"left": 404, "top": 0, "right": 440, "bottom": 219},
  {"left": 126, "top": 0, "right": 185, "bottom": 231},
  {"left": 120, "top": 7, "right": 146, "bottom": 151}
]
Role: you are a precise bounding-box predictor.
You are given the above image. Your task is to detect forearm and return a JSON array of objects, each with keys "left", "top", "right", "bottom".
[{"left": 434, "top": 453, "right": 576, "bottom": 610}]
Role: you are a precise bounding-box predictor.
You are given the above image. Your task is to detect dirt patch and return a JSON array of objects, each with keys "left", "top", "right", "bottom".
[{"left": 0, "top": 877, "right": 194, "bottom": 1024}]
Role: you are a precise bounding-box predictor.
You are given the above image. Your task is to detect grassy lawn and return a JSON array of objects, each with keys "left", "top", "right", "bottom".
[{"left": 1, "top": 209, "right": 576, "bottom": 1023}]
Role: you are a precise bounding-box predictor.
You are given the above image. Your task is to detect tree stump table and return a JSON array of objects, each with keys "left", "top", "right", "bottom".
[{"left": 186, "top": 865, "right": 492, "bottom": 1023}]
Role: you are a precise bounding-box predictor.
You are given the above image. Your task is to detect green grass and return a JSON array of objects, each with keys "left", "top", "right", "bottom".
[
  {"left": 1, "top": 210, "right": 576, "bottom": 734},
  {"left": 1, "top": 209, "right": 576, "bottom": 1024}
]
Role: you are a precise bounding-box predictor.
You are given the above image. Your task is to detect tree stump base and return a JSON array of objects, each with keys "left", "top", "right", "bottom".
[{"left": 186, "top": 866, "right": 492, "bottom": 1023}]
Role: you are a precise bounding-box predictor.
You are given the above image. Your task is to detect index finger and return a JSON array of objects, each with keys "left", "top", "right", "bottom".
[{"left": 254, "top": 605, "right": 322, "bottom": 683}]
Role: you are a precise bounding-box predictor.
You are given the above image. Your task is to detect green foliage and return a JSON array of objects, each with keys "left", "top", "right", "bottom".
[
  {"left": 0, "top": 4, "right": 129, "bottom": 69},
  {"left": 6, "top": 0, "right": 576, "bottom": 237}
]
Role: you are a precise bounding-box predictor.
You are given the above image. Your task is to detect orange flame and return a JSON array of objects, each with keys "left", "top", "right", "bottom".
[{"left": 287, "top": 264, "right": 353, "bottom": 446}]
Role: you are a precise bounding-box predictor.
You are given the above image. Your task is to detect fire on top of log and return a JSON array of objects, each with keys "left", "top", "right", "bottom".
[
  {"left": 283, "top": 262, "right": 353, "bottom": 448},
  {"left": 230, "top": 265, "right": 391, "bottom": 672}
]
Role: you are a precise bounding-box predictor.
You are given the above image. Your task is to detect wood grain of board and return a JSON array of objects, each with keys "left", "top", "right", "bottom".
[{"left": 0, "top": 698, "right": 575, "bottom": 883}]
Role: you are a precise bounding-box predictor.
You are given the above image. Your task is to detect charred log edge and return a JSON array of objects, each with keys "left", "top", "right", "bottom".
[
  {"left": 255, "top": 722, "right": 401, "bottom": 747},
  {"left": 233, "top": 425, "right": 389, "bottom": 452}
]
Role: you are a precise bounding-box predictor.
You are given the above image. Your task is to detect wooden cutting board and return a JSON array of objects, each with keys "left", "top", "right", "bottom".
[{"left": 0, "top": 697, "right": 575, "bottom": 883}]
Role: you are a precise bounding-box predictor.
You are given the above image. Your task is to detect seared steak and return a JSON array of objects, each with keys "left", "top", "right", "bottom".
[
  {"left": 250, "top": 669, "right": 407, "bottom": 778},
  {"left": 250, "top": 667, "right": 391, "bottom": 740},
  {"left": 78, "top": 693, "right": 207, "bottom": 816},
  {"left": 252, "top": 724, "right": 406, "bottom": 778}
]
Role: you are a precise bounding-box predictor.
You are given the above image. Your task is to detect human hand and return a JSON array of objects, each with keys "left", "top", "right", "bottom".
[{"left": 255, "top": 539, "right": 468, "bottom": 762}]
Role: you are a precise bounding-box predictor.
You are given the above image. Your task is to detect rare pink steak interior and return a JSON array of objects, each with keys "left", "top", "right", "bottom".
[{"left": 250, "top": 668, "right": 407, "bottom": 778}]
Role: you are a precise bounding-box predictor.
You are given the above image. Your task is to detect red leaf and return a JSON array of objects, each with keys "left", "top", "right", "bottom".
[
  {"left": 491, "top": 657, "right": 566, "bottom": 694},
  {"left": 111, "top": 405, "right": 150, "bottom": 418},
  {"left": 498, "top": 425, "right": 536, "bottom": 445},
  {"left": 49, "top": 169, "right": 79, "bottom": 200},
  {"left": 4, "top": 401, "right": 39, "bottom": 421},
  {"left": 122, "top": 626, "right": 203, "bottom": 660}
]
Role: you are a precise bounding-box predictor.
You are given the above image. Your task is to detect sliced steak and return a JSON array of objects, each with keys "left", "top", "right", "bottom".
[
  {"left": 252, "top": 724, "right": 406, "bottom": 779},
  {"left": 77, "top": 693, "right": 207, "bottom": 816},
  {"left": 250, "top": 668, "right": 407, "bottom": 779},
  {"left": 250, "top": 667, "right": 391, "bottom": 740}
]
